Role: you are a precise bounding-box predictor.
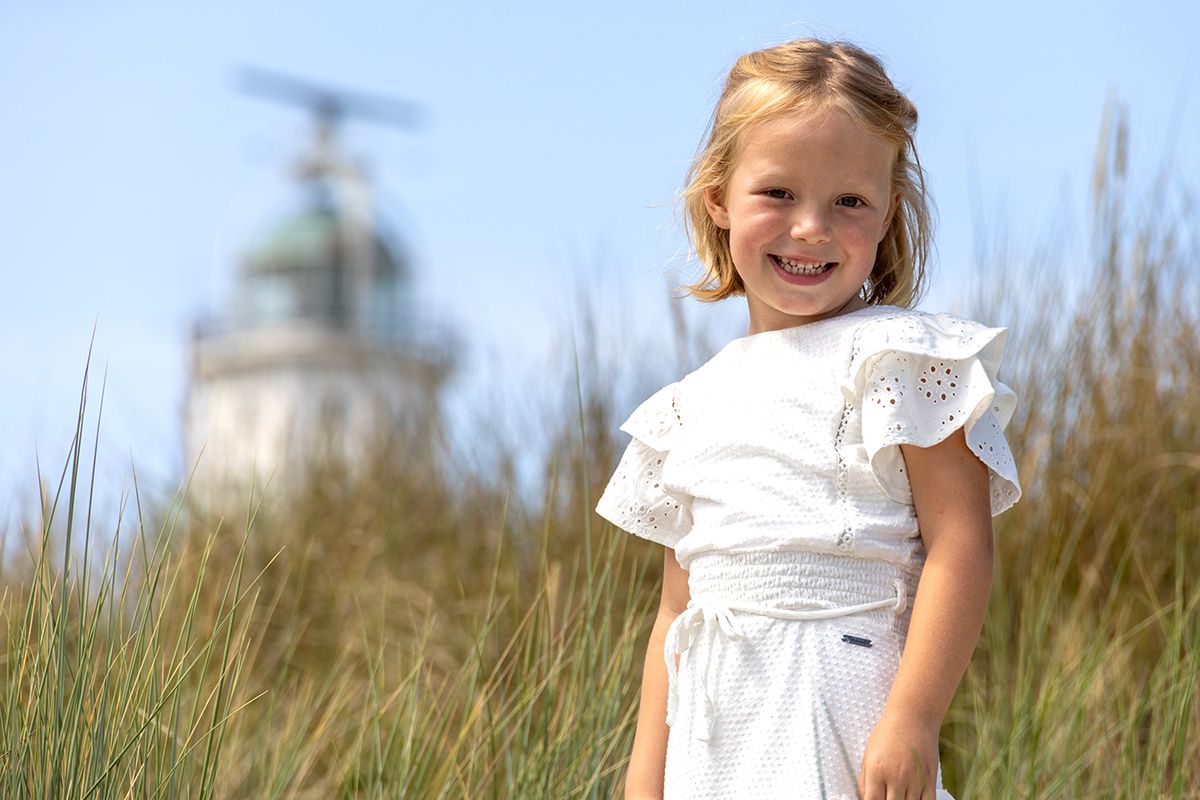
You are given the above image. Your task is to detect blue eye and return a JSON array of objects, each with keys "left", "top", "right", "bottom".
[
  {"left": 837, "top": 196, "right": 867, "bottom": 208},
  {"left": 765, "top": 188, "right": 791, "bottom": 199}
]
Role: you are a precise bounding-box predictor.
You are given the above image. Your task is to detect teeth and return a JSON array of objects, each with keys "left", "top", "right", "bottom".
[{"left": 776, "top": 255, "right": 831, "bottom": 275}]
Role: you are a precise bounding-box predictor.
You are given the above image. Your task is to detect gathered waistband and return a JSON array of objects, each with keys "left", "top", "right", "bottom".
[
  {"left": 687, "top": 549, "right": 921, "bottom": 608},
  {"left": 665, "top": 549, "right": 920, "bottom": 743}
]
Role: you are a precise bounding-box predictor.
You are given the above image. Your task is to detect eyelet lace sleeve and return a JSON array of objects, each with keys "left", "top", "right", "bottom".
[
  {"left": 595, "top": 382, "right": 694, "bottom": 549},
  {"left": 840, "top": 312, "right": 1022, "bottom": 516}
]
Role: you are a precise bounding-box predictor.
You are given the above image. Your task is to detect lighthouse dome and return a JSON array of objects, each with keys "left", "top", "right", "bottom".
[{"left": 236, "top": 178, "right": 413, "bottom": 339}]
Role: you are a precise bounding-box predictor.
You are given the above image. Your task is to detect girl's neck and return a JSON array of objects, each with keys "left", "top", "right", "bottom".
[{"left": 747, "top": 294, "right": 870, "bottom": 336}]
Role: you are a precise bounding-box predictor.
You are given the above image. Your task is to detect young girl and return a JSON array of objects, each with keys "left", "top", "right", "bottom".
[{"left": 595, "top": 38, "right": 1021, "bottom": 800}]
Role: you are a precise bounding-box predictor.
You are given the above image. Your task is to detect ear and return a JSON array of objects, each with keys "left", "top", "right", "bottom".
[{"left": 703, "top": 185, "right": 731, "bottom": 230}]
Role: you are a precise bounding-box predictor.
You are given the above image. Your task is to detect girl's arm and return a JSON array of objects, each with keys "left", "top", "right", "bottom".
[
  {"left": 858, "top": 426, "right": 995, "bottom": 799},
  {"left": 625, "top": 549, "right": 691, "bottom": 800}
]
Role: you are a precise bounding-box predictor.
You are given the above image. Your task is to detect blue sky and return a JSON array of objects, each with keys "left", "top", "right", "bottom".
[{"left": 2, "top": 0, "right": 1197, "bottom": 525}]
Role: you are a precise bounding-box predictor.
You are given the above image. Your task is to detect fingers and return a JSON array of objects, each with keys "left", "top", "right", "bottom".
[
  {"left": 914, "top": 766, "right": 936, "bottom": 800},
  {"left": 856, "top": 770, "right": 936, "bottom": 800},
  {"left": 858, "top": 745, "right": 937, "bottom": 799},
  {"left": 919, "top": 760, "right": 936, "bottom": 800},
  {"left": 858, "top": 772, "right": 884, "bottom": 800},
  {"left": 858, "top": 768, "right": 892, "bottom": 800}
]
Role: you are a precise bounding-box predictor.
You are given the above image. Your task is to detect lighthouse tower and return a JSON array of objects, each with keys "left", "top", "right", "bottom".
[{"left": 184, "top": 69, "right": 458, "bottom": 509}]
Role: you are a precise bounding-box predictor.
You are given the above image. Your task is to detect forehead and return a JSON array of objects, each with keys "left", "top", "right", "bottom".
[{"left": 733, "top": 106, "right": 896, "bottom": 184}]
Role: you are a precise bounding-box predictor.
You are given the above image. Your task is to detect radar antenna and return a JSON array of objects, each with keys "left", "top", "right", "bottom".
[{"left": 233, "top": 65, "right": 426, "bottom": 335}]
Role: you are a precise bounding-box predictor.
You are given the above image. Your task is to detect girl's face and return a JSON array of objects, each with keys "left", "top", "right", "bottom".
[{"left": 704, "top": 105, "right": 899, "bottom": 335}]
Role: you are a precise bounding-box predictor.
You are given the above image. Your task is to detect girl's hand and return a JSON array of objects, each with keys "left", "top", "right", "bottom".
[{"left": 856, "top": 705, "right": 940, "bottom": 800}]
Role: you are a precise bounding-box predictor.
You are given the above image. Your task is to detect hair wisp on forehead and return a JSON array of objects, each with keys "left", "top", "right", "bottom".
[{"left": 679, "top": 38, "right": 933, "bottom": 309}]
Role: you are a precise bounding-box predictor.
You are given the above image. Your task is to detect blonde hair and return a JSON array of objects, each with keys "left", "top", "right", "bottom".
[{"left": 678, "top": 38, "right": 933, "bottom": 308}]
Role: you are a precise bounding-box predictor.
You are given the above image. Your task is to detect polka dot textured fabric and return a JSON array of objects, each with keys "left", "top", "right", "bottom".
[
  {"left": 595, "top": 304, "right": 1021, "bottom": 798},
  {"left": 842, "top": 311, "right": 1021, "bottom": 515},
  {"left": 661, "top": 550, "right": 955, "bottom": 800},
  {"left": 594, "top": 382, "right": 693, "bottom": 549},
  {"left": 596, "top": 304, "right": 1022, "bottom": 572}
]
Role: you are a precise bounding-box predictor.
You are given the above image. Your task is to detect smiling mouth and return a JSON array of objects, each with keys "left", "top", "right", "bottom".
[{"left": 771, "top": 254, "right": 837, "bottom": 275}]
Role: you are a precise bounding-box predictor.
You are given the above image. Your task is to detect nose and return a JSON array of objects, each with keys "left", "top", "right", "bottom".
[{"left": 790, "top": 204, "right": 832, "bottom": 244}]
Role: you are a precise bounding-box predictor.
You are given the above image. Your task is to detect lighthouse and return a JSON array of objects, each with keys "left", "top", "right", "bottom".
[{"left": 183, "top": 68, "right": 459, "bottom": 510}]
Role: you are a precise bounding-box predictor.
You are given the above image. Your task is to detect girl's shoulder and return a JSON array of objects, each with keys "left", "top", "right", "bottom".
[
  {"left": 847, "top": 305, "right": 1011, "bottom": 376},
  {"left": 616, "top": 381, "right": 681, "bottom": 452},
  {"left": 854, "top": 304, "right": 1007, "bottom": 337}
]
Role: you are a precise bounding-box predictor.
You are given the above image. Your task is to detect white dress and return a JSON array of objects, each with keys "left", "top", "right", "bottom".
[{"left": 595, "top": 303, "right": 1021, "bottom": 800}]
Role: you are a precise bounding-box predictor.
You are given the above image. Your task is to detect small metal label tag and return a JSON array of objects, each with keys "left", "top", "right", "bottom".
[{"left": 841, "top": 634, "right": 873, "bottom": 647}]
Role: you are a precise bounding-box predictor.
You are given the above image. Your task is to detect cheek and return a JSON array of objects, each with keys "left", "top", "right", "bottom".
[
  {"left": 842, "top": 215, "right": 890, "bottom": 248},
  {"left": 732, "top": 209, "right": 785, "bottom": 243}
]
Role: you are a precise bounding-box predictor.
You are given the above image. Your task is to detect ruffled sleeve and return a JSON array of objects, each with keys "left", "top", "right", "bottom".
[
  {"left": 839, "top": 312, "right": 1022, "bottom": 516},
  {"left": 595, "top": 381, "right": 694, "bottom": 549}
]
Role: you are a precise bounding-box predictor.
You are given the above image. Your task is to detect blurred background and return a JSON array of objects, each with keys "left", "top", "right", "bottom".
[{"left": 3, "top": 0, "right": 1197, "bottom": 527}]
